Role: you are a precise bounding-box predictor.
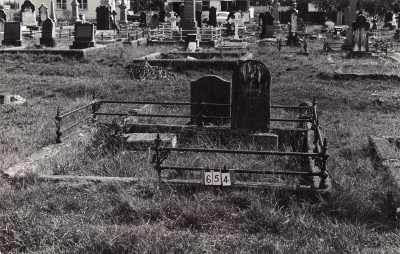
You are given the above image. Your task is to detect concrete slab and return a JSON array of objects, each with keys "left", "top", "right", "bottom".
[{"left": 124, "top": 133, "right": 177, "bottom": 148}]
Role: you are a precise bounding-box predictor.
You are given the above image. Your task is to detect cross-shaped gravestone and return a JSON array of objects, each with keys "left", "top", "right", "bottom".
[
  {"left": 166, "top": 11, "right": 180, "bottom": 39},
  {"left": 352, "top": 14, "right": 370, "bottom": 52},
  {"left": 231, "top": 60, "right": 271, "bottom": 133},
  {"left": 229, "top": 12, "right": 244, "bottom": 41}
]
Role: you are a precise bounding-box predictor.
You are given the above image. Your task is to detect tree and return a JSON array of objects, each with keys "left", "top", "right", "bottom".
[{"left": 358, "top": 0, "right": 394, "bottom": 19}]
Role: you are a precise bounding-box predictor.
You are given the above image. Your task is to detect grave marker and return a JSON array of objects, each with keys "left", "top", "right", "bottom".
[
  {"left": 50, "top": 0, "right": 56, "bottom": 23},
  {"left": 260, "top": 11, "right": 274, "bottom": 39},
  {"left": 151, "top": 14, "right": 159, "bottom": 29},
  {"left": 20, "top": 0, "right": 37, "bottom": 27},
  {"left": 209, "top": 6, "right": 216, "bottom": 26},
  {"left": 140, "top": 12, "right": 146, "bottom": 27},
  {"left": 40, "top": 18, "right": 56, "bottom": 47},
  {"left": 352, "top": 14, "right": 370, "bottom": 52},
  {"left": 119, "top": 0, "right": 127, "bottom": 24},
  {"left": 96, "top": 6, "right": 111, "bottom": 30},
  {"left": 0, "top": 18, "right": 4, "bottom": 32},
  {"left": 196, "top": 10, "right": 202, "bottom": 27},
  {"left": 38, "top": 4, "right": 48, "bottom": 26},
  {"left": 71, "top": 23, "right": 95, "bottom": 49},
  {"left": 287, "top": 3, "right": 300, "bottom": 45},
  {"left": 71, "top": 0, "right": 80, "bottom": 23},
  {"left": 231, "top": 60, "right": 271, "bottom": 132},
  {"left": 2, "top": 22, "right": 22, "bottom": 46},
  {"left": 190, "top": 75, "right": 231, "bottom": 126}
]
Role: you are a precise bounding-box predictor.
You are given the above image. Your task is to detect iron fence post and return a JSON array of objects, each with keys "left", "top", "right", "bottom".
[
  {"left": 92, "top": 91, "right": 98, "bottom": 124},
  {"left": 319, "top": 138, "right": 329, "bottom": 189},
  {"left": 56, "top": 106, "right": 62, "bottom": 143},
  {"left": 198, "top": 95, "right": 205, "bottom": 127}
]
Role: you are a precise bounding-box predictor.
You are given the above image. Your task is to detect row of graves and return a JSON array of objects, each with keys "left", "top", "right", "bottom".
[{"left": 55, "top": 60, "right": 330, "bottom": 192}]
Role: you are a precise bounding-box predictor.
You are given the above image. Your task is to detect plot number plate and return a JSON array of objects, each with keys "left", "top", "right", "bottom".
[
  {"left": 204, "top": 171, "right": 213, "bottom": 185},
  {"left": 221, "top": 171, "right": 231, "bottom": 186}
]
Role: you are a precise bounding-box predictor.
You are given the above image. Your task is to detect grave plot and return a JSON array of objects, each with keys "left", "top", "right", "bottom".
[{"left": 55, "top": 60, "right": 329, "bottom": 192}]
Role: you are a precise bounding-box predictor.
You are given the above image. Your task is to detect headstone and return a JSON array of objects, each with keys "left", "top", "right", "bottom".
[
  {"left": 20, "top": 0, "right": 37, "bottom": 27},
  {"left": 343, "top": 0, "right": 357, "bottom": 49},
  {"left": 38, "top": 4, "right": 48, "bottom": 26},
  {"left": 259, "top": 12, "right": 265, "bottom": 28},
  {"left": 151, "top": 14, "right": 159, "bottom": 29},
  {"left": 231, "top": 60, "right": 271, "bottom": 133},
  {"left": 385, "top": 12, "right": 393, "bottom": 27},
  {"left": 140, "top": 12, "right": 146, "bottom": 27},
  {"left": 50, "top": 0, "right": 56, "bottom": 23},
  {"left": 272, "top": 0, "right": 280, "bottom": 25},
  {"left": 181, "top": 0, "right": 197, "bottom": 38},
  {"left": 2, "top": 22, "right": 22, "bottom": 46},
  {"left": 71, "top": 0, "right": 80, "bottom": 23},
  {"left": 0, "top": 18, "right": 4, "bottom": 32},
  {"left": 229, "top": 12, "right": 245, "bottom": 41},
  {"left": 209, "top": 6, "right": 216, "bottom": 26},
  {"left": 111, "top": 10, "right": 117, "bottom": 27},
  {"left": 260, "top": 11, "right": 274, "bottom": 39},
  {"left": 372, "top": 19, "right": 377, "bottom": 30},
  {"left": 40, "top": 18, "right": 56, "bottom": 47},
  {"left": 159, "top": 10, "right": 165, "bottom": 22},
  {"left": 186, "top": 33, "right": 198, "bottom": 49},
  {"left": 187, "top": 41, "right": 196, "bottom": 52},
  {"left": 71, "top": 23, "right": 95, "bottom": 49},
  {"left": 0, "top": 9, "right": 7, "bottom": 22},
  {"left": 196, "top": 10, "right": 202, "bottom": 27},
  {"left": 287, "top": 5, "right": 300, "bottom": 45},
  {"left": 190, "top": 75, "right": 231, "bottom": 126},
  {"left": 119, "top": 0, "right": 127, "bottom": 24},
  {"left": 166, "top": 11, "right": 180, "bottom": 39},
  {"left": 96, "top": 6, "right": 111, "bottom": 30},
  {"left": 352, "top": 14, "right": 370, "bottom": 52}
]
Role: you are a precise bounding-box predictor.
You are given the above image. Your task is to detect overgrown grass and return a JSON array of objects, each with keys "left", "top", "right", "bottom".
[{"left": 2, "top": 36, "right": 400, "bottom": 252}]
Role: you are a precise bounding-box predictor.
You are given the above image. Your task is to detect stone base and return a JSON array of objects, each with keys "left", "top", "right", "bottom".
[
  {"left": 230, "top": 38, "right": 245, "bottom": 42},
  {"left": 124, "top": 133, "right": 177, "bottom": 149},
  {"left": 123, "top": 40, "right": 138, "bottom": 47},
  {"left": 2, "top": 40, "right": 22, "bottom": 46},
  {"left": 346, "top": 51, "right": 373, "bottom": 58},
  {"left": 251, "top": 133, "right": 278, "bottom": 151},
  {"left": 40, "top": 37, "right": 56, "bottom": 47},
  {"left": 0, "top": 93, "right": 11, "bottom": 104},
  {"left": 70, "top": 40, "right": 95, "bottom": 49}
]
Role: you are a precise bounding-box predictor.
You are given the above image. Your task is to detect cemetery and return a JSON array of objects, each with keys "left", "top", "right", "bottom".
[{"left": 4, "top": 0, "right": 400, "bottom": 252}]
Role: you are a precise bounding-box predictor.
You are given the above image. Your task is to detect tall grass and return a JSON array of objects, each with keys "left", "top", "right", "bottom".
[{"left": 2, "top": 37, "right": 400, "bottom": 252}]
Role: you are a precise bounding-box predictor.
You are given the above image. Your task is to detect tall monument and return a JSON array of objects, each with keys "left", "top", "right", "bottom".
[
  {"left": 342, "top": 0, "right": 357, "bottom": 49},
  {"left": 181, "top": 0, "right": 197, "bottom": 38}
]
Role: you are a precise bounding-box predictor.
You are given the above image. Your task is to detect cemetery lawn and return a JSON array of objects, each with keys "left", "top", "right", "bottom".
[{"left": 2, "top": 42, "right": 400, "bottom": 252}]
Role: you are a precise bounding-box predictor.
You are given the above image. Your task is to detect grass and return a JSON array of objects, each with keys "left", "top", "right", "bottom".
[{"left": 2, "top": 33, "right": 400, "bottom": 252}]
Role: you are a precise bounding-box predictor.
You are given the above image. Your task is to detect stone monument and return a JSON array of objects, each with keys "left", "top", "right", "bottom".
[
  {"left": 0, "top": 9, "right": 7, "bottom": 22},
  {"left": 0, "top": 18, "right": 5, "bottom": 32},
  {"left": 232, "top": 60, "right": 271, "bottom": 133},
  {"left": 38, "top": 4, "right": 48, "bottom": 26},
  {"left": 70, "top": 0, "right": 81, "bottom": 24},
  {"left": 140, "top": 12, "right": 146, "bottom": 27},
  {"left": 342, "top": 0, "right": 357, "bottom": 49},
  {"left": 209, "top": 6, "right": 216, "bottom": 27},
  {"left": 260, "top": 11, "right": 274, "bottom": 39},
  {"left": 50, "top": 0, "right": 56, "bottom": 23},
  {"left": 20, "top": 0, "right": 37, "bottom": 27},
  {"left": 287, "top": 2, "right": 300, "bottom": 45},
  {"left": 229, "top": 12, "right": 245, "bottom": 42},
  {"left": 196, "top": 10, "right": 202, "bottom": 27},
  {"left": 150, "top": 14, "right": 159, "bottom": 29},
  {"left": 40, "top": 18, "right": 56, "bottom": 47},
  {"left": 96, "top": 6, "right": 111, "bottom": 30},
  {"left": 2, "top": 22, "right": 22, "bottom": 46},
  {"left": 71, "top": 23, "right": 95, "bottom": 49},
  {"left": 119, "top": 0, "right": 127, "bottom": 24},
  {"left": 351, "top": 14, "right": 370, "bottom": 52},
  {"left": 181, "top": 0, "right": 197, "bottom": 38}
]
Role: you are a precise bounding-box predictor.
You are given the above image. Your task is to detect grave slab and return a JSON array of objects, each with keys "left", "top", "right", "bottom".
[
  {"left": 124, "top": 133, "right": 177, "bottom": 148},
  {"left": 251, "top": 133, "right": 278, "bottom": 151}
]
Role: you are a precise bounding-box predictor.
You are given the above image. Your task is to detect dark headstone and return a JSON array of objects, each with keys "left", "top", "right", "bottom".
[
  {"left": 111, "top": 10, "right": 117, "bottom": 27},
  {"left": 190, "top": 75, "right": 231, "bottom": 125},
  {"left": 231, "top": 60, "right": 271, "bottom": 133},
  {"left": 40, "top": 18, "right": 56, "bottom": 47},
  {"left": 0, "top": 10, "right": 7, "bottom": 22},
  {"left": 159, "top": 10, "right": 165, "bottom": 22},
  {"left": 151, "top": 14, "right": 159, "bottom": 29},
  {"left": 385, "top": 12, "right": 393, "bottom": 27},
  {"left": 258, "top": 12, "right": 265, "bottom": 27},
  {"left": 38, "top": 4, "right": 48, "bottom": 26},
  {"left": 196, "top": 10, "right": 202, "bottom": 27},
  {"left": 20, "top": 0, "right": 37, "bottom": 27},
  {"left": 260, "top": 11, "right": 274, "bottom": 39},
  {"left": 2, "top": 22, "right": 22, "bottom": 46},
  {"left": 96, "top": 6, "right": 111, "bottom": 30},
  {"left": 287, "top": 10, "right": 300, "bottom": 45},
  {"left": 71, "top": 23, "right": 95, "bottom": 49},
  {"left": 140, "top": 12, "right": 147, "bottom": 27},
  {"left": 209, "top": 6, "right": 217, "bottom": 26},
  {"left": 352, "top": 14, "right": 370, "bottom": 52}
]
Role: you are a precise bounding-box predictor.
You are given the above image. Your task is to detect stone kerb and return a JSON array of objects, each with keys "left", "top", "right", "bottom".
[{"left": 369, "top": 136, "right": 400, "bottom": 187}]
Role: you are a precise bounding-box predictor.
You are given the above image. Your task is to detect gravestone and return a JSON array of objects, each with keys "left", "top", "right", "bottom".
[
  {"left": 151, "top": 14, "right": 159, "bottom": 29},
  {"left": 2, "top": 22, "right": 22, "bottom": 46},
  {"left": 96, "top": 6, "right": 111, "bottom": 30},
  {"left": 38, "top": 4, "right": 48, "bottom": 26},
  {"left": 71, "top": 0, "right": 80, "bottom": 23},
  {"left": 287, "top": 6, "right": 300, "bottom": 45},
  {"left": 0, "top": 19, "right": 4, "bottom": 32},
  {"left": 0, "top": 9, "right": 7, "bottom": 22},
  {"left": 140, "top": 12, "right": 146, "bottom": 27},
  {"left": 71, "top": 23, "right": 95, "bottom": 49},
  {"left": 385, "top": 12, "right": 393, "bottom": 28},
  {"left": 372, "top": 19, "right": 377, "bottom": 30},
  {"left": 190, "top": 75, "right": 231, "bottom": 126},
  {"left": 231, "top": 60, "right": 271, "bottom": 132},
  {"left": 196, "top": 10, "right": 202, "bottom": 27},
  {"left": 20, "top": 0, "right": 37, "bottom": 27},
  {"left": 49, "top": 0, "right": 56, "bottom": 23},
  {"left": 159, "top": 10, "right": 165, "bottom": 22},
  {"left": 119, "top": 1, "right": 127, "bottom": 24},
  {"left": 260, "top": 11, "right": 274, "bottom": 39},
  {"left": 259, "top": 12, "right": 265, "bottom": 28},
  {"left": 40, "top": 18, "right": 56, "bottom": 47},
  {"left": 181, "top": 0, "right": 197, "bottom": 38},
  {"left": 209, "top": 6, "right": 216, "bottom": 26},
  {"left": 352, "top": 14, "right": 370, "bottom": 52}
]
